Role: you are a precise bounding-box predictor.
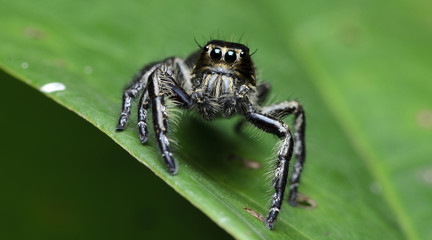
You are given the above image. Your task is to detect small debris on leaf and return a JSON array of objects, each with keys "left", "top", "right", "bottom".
[
  {"left": 296, "top": 193, "right": 317, "bottom": 209},
  {"left": 24, "top": 26, "right": 45, "bottom": 40},
  {"left": 243, "top": 207, "right": 265, "bottom": 223},
  {"left": 417, "top": 109, "right": 432, "bottom": 129},
  {"left": 228, "top": 154, "right": 262, "bottom": 169}
]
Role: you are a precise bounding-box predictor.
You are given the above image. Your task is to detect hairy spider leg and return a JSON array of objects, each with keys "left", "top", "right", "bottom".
[
  {"left": 261, "top": 101, "right": 306, "bottom": 206},
  {"left": 172, "top": 57, "right": 194, "bottom": 94},
  {"left": 116, "top": 63, "right": 161, "bottom": 130},
  {"left": 167, "top": 57, "right": 193, "bottom": 108},
  {"left": 138, "top": 90, "right": 150, "bottom": 143},
  {"left": 147, "top": 61, "right": 193, "bottom": 175},
  {"left": 148, "top": 68, "right": 178, "bottom": 175},
  {"left": 118, "top": 56, "right": 194, "bottom": 174},
  {"left": 221, "top": 84, "right": 251, "bottom": 118},
  {"left": 243, "top": 103, "right": 294, "bottom": 230},
  {"left": 234, "top": 82, "right": 272, "bottom": 132},
  {"left": 117, "top": 56, "right": 193, "bottom": 131}
]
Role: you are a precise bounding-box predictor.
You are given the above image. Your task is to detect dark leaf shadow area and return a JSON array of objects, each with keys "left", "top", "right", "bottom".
[{"left": 0, "top": 70, "right": 232, "bottom": 240}]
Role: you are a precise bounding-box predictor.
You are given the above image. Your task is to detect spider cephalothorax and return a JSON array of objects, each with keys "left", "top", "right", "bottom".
[
  {"left": 116, "top": 40, "right": 307, "bottom": 230},
  {"left": 190, "top": 40, "right": 257, "bottom": 120}
]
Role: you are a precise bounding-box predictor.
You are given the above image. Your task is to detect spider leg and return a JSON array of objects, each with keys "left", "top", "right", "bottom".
[
  {"left": 116, "top": 63, "right": 161, "bottom": 131},
  {"left": 117, "top": 56, "right": 192, "bottom": 131},
  {"left": 147, "top": 65, "right": 193, "bottom": 175},
  {"left": 164, "top": 57, "right": 193, "bottom": 108},
  {"left": 148, "top": 68, "right": 176, "bottom": 174},
  {"left": 243, "top": 103, "right": 294, "bottom": 230},
  {"left": 173, "top": 57, "right": 194, "bottom": 94},
  {"left": 262, "top": 101, "right": 306, "bottom": 206},
  {"left": 235, "top": 82, "right": 271, "bottom": 131},
  {"left": 118, "top": 56, "right": 193, "bottom": 174},
  {"left": 137, "top": 90, "right": 150, "bottom": 143}
]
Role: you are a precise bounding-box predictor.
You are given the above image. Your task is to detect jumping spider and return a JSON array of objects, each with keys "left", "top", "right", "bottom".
[{"left": 116, "top": 40, "right": 306, "bottom": 229}]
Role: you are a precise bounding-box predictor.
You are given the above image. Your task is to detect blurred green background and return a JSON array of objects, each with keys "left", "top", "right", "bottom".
[{"left": 1, "top": 0, "right": 431, "bottom": 239}]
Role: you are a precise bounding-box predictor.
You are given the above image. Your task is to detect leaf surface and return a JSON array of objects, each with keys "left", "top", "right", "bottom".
[{"left": 1, "top": 0, "right": 431, "bottom": 239}]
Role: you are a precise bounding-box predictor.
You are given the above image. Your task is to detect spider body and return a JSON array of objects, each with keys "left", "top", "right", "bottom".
[
  {"left": 116, "top": 40, "right": 306, "bottom": 230},
  {"left": 190, "top": 40, "right": 257, "bottom": 120}
]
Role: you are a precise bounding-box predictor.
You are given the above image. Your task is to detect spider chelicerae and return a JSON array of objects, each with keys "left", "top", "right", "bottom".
[{"left": 116, "top": 40, "right": 306, "bottom": 229}]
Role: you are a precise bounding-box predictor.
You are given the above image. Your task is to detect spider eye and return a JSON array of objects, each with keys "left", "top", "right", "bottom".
[
  {"left": 240, "top": 51, "right": 245, "bottom": 58},
  {"left": 204, "top": 45, "right": 209, "bottom": 51},
  {"left": 210, "top": 48, "right": 222, "bottom": 60},
  {"left": 225, "top": 50, "right": 237, "bottom": 63}
]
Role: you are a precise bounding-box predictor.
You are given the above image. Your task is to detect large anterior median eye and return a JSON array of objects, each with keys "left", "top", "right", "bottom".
[
  {"left": 210, "top": 48, "right": 222, "bottom": 60},
  {"left": 225, "top": 50, "right": 237, "bottom": 63}
]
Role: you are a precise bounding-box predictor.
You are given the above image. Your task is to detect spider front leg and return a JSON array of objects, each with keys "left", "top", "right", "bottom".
[
  {"left": 243, "top": 103, "right": 294, "bottom": 230},
  {"left": 262, "top": 101, "right": 306, "bottom": 206},
  {"left": 235, "top": 82, "right": 271, "bottom": 131},
  {"left": 117, "top": 56, "right": 191, "bottom": 131},
  {"left": 117, "top": 56, "right": 193, "bottom": 175},
  {"left": 137, "top": 75, "right": 191, "bottom": 145},
  {"left": 116, "top": 63, "right": 161, "bottom": 130},
  {"left": 148, "top": 66, "right": 192, "bottom": 175}
]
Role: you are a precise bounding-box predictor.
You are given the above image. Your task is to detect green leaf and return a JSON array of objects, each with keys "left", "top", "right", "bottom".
[{"left": 1, "top": 0, "right": 431, "bottom": 239}]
